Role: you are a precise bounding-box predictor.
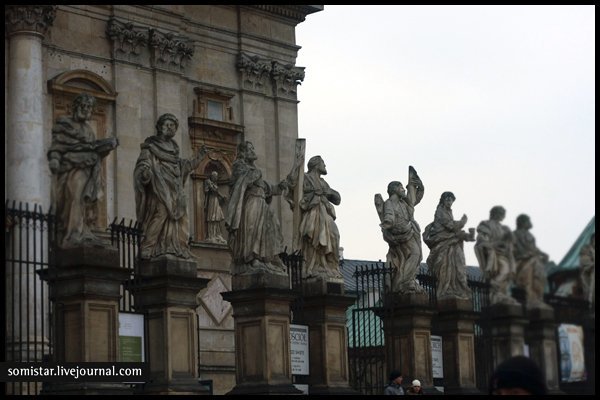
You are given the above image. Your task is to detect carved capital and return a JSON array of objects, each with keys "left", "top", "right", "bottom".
[
  {"left": 271, "top": 61, "right": 305, "bottom": 97},
  {"left": 5, "top": 5, "right": 57, "bottom": 37},
  {"left": 106, "top": 17, "right": 148, "bottom": 56},
  {"left": 149, "top": 29, "right": 194, "bottom": 70},
  {"left": 237, "top": 52, "right": 272, "bottom": 92}
]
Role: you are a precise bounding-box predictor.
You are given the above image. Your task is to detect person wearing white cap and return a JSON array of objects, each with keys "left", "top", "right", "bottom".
[{"left": 406, "top": 379, "right": 423, "bottom": 395}]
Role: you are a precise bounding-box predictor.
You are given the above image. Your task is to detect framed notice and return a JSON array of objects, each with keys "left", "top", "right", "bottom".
[
  {"left": 119, "top": 312, "right": 145, "bottom": 362},
  {"left": 558, "top": 324, "right": 586, "bottom": 382},
  {"left": 431, "top": 335, "right": 444, "bottom": 378},
  {"left": 290, "top": 324, "right": 309, "bottom": 376}
]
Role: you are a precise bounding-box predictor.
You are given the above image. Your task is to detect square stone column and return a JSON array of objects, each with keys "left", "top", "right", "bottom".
[
  {"left": 38, "top": 245, "right": 133, "bottom": 395},
  {"left": 526, "top": 307, "right": 562, "bottom": 393},
  {"left": 300, "top": 278, "right": 357, "bottom": 395},
  {"left": 221, "top": 272, "right": 301, "bottom": 395},
  {"left": 379, "top": 293, "right": 436, "bottom": 392},
  {"left": 435, "top": 298, "right": 481, "bottom": 395},
  {"left": 129, "top": 255, "right": 210, "bottom": 395},
  {"left": 486, "top": 303, "right": 527, "bottom": 368}
]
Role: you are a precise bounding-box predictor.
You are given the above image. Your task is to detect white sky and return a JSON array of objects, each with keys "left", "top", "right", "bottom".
[{"left": 295, "top": 5, "right": 595, "bottom": 267}]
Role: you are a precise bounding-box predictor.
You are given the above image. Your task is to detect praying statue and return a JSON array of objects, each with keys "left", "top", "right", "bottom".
[
  {"left": 299, "top": 155, "right": 342, "bottom": 281},
  {"left": 513, "top": 214, "right": 551, "bottom": 310},
  {"left": 423, "top": 191, "right": 474, "bottom": 300},
  {"left": 474, "top": 206, "right": 519, "bottom": 306},
  {"left": 375, "top": 166, "right": 426, "bottom": 294},
  {"left": 134, "top": 113, "right": 208, "bottom": 259},
  {"left": 48, "top": 92, "right": 118, "bottom": 249}
]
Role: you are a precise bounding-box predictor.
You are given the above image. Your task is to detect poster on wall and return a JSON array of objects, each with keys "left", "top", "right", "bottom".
[
  {"left": 430, "top": 335, "right": 443, "bottom": 379},
  {"left": 290, "top": 324, "right": 309, "bottom": 376},
  {"left": 557, "top": 324, "right": 586, "bottom": 382},
  {"left": 119, "top": 312, "right": 145, "bottom": 362}
]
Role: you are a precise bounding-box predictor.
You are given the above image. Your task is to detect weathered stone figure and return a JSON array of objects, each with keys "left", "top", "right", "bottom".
[
  {"left": 513, "top": 214, "right": 551, "bottom": 309},
  {"left": 225, "top": 141, "right": 288, "bottom": 275},
  {"left": 423, "top": 192, "right": 474, "bottom": 300},
  {"left": 134, "top": 113, "right": 207, "bottom": 259},
  {"left": 579, "top": 233, "right": 595, "bottom": 308},
  {"left": 299, "top": 155, "right": 342, "bottom": 280},
  {"left": 204, "top": 171, "right": 227, "bottom": 244},
  {"left": 375, "top": 166, "right": 425, "bottom": 294},
  {"left": 474, "top": 206, "right": 519, "bottom": 306},
  {"left": 48, "top": 92, "right": 118, "bottom": 248}
]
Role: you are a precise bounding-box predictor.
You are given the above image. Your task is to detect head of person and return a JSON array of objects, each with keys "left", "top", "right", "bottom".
[
  {"left": 210, "top": 171, "right": 219, "bottom": 181},
  {"left": 439, "top": 191, "right": 455, "bottom": 207},
  {"left": 490, "top": 206, "right": 506, "bottom": 222},
  {"left": 156, "top": 113, "right": 179, "bottom": 137},
  {"left": 307, "top": 155, "right": 326, "bottom": 175},
  {"left": 411, "top": 379, "right": 421, "bottom": 391},
  {"left": 516, "top": 214, "right": 532, "bottom": 230},
  {"left": 387, "top": 181, "right": 405, "bottom": 199},
  {"left": 237, "top": 141, "right": 257, "bottom": 162},
  {"left": 489, "top": 355, "right": 547, "bottom": 395},
  {"left": 389, "top": 370, "right": 403, "bottom": 385},
  {"left": 72, "top": 93, "right": 96, "bottom": 122}
]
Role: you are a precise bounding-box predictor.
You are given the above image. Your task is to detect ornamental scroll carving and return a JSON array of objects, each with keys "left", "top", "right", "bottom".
[
  {"left": 237, "top": 52, "right": 305, "bottom": 98},
  {"left": 237, "top": 52, "right": 272, "bottom": 91}
]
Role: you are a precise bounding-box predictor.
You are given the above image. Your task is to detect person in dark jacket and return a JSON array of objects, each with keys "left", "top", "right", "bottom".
[
  {"left": 489, "top": 355, "right": 548, "bottom": 395},
  {"left": 384, "top": 370, "right": 405, "bottom": 395}
]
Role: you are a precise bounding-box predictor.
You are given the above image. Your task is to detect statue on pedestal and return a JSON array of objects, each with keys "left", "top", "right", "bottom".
[
  {"left": 299, "top": 155, "right": 342, "bottom": 281},
  {"left": 579, "top": 233, "right": 595, "bottom": 309},
  {"left": 475, "top": 206, "right": 519, "bottom": 306},
  {"left": 134, "top": 113, "right": 207, "bottom": 259},
  {"left": 375, "top": 166, "right": 425, "bottom": 294},
  {"left": 513, "top": 214, "right": 551, "bottom": 310},
  {"left": 48, "top": 92, "right": 118, "bottom": 248},
  {"left": 423, "top": 191, "right": 475, "bottom": 300}
]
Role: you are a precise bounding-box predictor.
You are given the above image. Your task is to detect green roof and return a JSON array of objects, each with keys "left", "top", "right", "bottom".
[{"left": 557, "top": 216, "right": 595, "bottom": 270}]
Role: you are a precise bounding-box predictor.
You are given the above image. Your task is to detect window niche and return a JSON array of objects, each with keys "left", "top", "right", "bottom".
[{"left": 188, "top": 86, "right": 243, "bottom": 243}]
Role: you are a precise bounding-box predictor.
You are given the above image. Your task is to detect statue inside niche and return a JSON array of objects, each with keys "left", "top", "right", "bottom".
[{"left": 204, "top": 171, "right": 227, "bottom": 245}]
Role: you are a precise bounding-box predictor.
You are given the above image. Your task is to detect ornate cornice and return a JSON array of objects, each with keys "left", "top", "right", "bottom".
[
  {"left": 149, "top": 29, "right": 194, "bottom": 70},
  {"left": 5, "top": 5, "right": 57, "bottom": 37},
  {"left": 105, "top": 17, "right": 194, "bottom": 72},
  {"left": 271, "top": 61, "right": 305, "bottom": 96},
  {"left": 237, "top": 52, "right": 272, "bottom": 92},
  {"left": 106, "top": 17, "right": 148, "bottom": 56},
  {"left": 250, "top": 5, "right": 323, "bottom": 23}
]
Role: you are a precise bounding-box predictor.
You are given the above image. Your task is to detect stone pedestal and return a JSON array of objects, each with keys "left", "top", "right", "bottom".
[
  {"left": 129, "top": 255, "right": 210, "bottom": 395},
  {"left": 301, "top": 278, "right": 357, "bottom": 395},
  {"left": 379, "top": 292, "right": 436, "bottom": 392},
  {"left": 221, "top": 272, "right": 301, "bottom": 395},
  {"left": 487, "top": 303, "right": 527, "bottom": 368},
  {"left": 525, "top": 306, "right": 561, "bottom": 393},
  {"left": 39, "top": 245, "right": 133, "bottom": 395},
  {"left": 435, "top": 298, "right": 481, "bottom": 395}
]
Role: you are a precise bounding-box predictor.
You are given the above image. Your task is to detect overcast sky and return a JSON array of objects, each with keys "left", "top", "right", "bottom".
[{"left": 295, "top": 5, "right": 595, "bottom": 267}]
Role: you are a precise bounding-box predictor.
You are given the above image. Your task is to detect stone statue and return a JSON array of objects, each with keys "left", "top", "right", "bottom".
[
  {"left": 47, "top": 92, "right": 118, "bottom": 249},
  {"left": 579, "top": 233, "right": 595, "bottom": 309},
  {"left": 423, "top": 192, "right": 475, "bottom": 300},
  {"left": 224, "top": 141, "right": 289, "bottom": 275},
  {"left": 204, "top": 171, "right": 227, "bottom": 244},
  {"left": 299, "top": 155, "right": 342, "bottom": 280},
  {"left": 513, "top": 214, "right": 551, "bottom": 310},
  {"left": 134, "top": 113, "right": 207, "bottom": 259},
  {"left": 474, "top": 206, "right": 519, "bottom": 306},
  {"left": 375, "top": 166, "right": 426, "bottom": 294}
]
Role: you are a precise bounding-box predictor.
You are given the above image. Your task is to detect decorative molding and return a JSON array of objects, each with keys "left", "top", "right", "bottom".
[
  {"left": 105, "top": 17, "right": 194, "bottom": 72},
  {"left": 271, "top": 61, "right": 305, "bottom": 97},
  {"left": 106, "top": 17, "right": 148, "bottom": 57},
  {"left": 237, "top": 52, "right": 272, "bottom": 93},
  {"left": 149, "top": 29, "right": 194, "bottom": 71},
  {"left": 250, "top": 5, "right": 323, "bottom": 23},
  {"left": 5, "top": 5, "right": 57, "bottom": 37}
]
